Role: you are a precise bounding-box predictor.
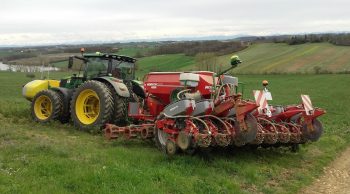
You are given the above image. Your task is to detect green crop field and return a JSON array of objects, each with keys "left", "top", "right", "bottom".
[
  {"left": 135, "top": 54, "right": 194, "bottom": 78},
  {"left": 0, "top": 70, "right": 349, "bottom": 194},
  {"left": 216, "top": 43, "right": 350, "bottom": 74},
  {"left": 117, "top": 47, "right": 152, "bottom": 57},
  {"left": 51, "top": 60, "right": 68, "bottom": 68},
  {"left": 135, "top": 43, "right": 350, "bottom": 77},
  {"left": 0, "top": 50, "right": 15, "bottom": 58}
]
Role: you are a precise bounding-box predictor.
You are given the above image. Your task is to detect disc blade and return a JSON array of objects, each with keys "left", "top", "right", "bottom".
[
  {"left": 234, "top": 114, "right": 258, "bottom": 146},
  {"left": 177, "top": 131, "right": 191, "bottom": 150}
]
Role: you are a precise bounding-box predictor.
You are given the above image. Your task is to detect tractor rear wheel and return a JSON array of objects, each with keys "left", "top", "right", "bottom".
[
  {"left": 70, "top": 80, "right": 113, "bottom": 131},
  {"left": 113, "top": 95, "right": 128, "bottom": 125},
  {"left": 105, "top": 84, "right": 128, "bottom": 126},
  {"left": 31, "top": 90, "right": 63, "bottom": 123}
]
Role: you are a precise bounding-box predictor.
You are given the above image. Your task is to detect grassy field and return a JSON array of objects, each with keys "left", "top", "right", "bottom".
[
  {"left": 135, "top": 54, "right": 194, "bottom": 78},
  {"left": 7, "top": 53, "right": 78, "bottom": 66},
  {"left": 117, "top": 46, "right": 152, "bottom": 57},
  {"left": 0, "top": 50, "right": 15, "bottom": 58},
  {"left": 0, "top": 71, "right": 349, "bottom": 194},
  {"left": 51, "top": 60, "right": 68, "bottom": 68},
  {"left": 215, "top": 43, "right": 350, "bottom": 74},
  {"left": 6, "top": 42, "right": 350, "bottom": 75}
]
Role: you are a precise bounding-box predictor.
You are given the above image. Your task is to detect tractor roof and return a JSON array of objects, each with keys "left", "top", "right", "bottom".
[{"left": 83, "top": 53, "right": 136, "bottom": 63}]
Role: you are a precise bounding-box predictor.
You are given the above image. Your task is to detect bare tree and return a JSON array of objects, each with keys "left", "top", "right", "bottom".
[{"left": 195, "top": 52, "right": 217, "bottom": 71}]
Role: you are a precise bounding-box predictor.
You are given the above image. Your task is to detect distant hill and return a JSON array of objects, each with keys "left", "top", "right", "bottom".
[
  {"left": 136, "top": 42, "right": 350, "bottom": 75},
  {"left": 4, "top": 42, "right": 350, "bottom": 75},
  {"left": 215, "top": 43, "right": 350, "bottom": 74}
]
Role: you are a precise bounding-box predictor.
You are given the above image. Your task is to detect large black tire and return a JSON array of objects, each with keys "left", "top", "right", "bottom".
[
  {"left": 56, "top": 91, "right": 70, "bottom": 123},
  {"left": 70, "top": 80, "right": 113, "bottom": 131},
  {"left": 112, "top": 95, "right": 128, "bottom": 126},
  {"left": 105, "top": 83, "right": 128, "bottom": 126},
  {"left": 31, "top": 90, "right": 63, "bottom": 123}
]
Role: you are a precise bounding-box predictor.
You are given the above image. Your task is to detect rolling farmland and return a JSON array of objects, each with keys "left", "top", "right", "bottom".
[
  {"left": 215, "top": 43, "right": 350, "bottom": 74},
  {"left": 1, "top": 42, "right": 350, "bottom": 193}
]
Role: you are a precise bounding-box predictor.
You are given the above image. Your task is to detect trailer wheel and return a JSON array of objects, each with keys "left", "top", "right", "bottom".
[
  {"left": 70, "top": 80, "right": 113, "bottom": 131},
  {"left": 31, "top": 90, "right": 63, "bottom": 123},
  {"left": 302, "top": 119, "right": 323, "bottom": 142},
  {"left": 155, "top": 128, "right": 168, "bottom": 152}
]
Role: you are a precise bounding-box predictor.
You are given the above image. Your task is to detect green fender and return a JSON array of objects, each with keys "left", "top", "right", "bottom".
[{"left": 93, "top": 77, "right": 130, "bottom": 98}]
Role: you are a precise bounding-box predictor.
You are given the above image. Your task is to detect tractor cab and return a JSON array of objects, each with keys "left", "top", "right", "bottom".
[
  {"left": 68, "top": 52, "right": 136, "bottom": 80},
  {"left": 64, "top": 52, "right": 137, "bottom": 89},
  {"left": 82, "top": 53, "right": 136, "bottom": 80}
]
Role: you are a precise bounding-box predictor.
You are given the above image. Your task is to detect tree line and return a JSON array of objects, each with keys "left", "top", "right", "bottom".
[
  {"left": 148, "top": 40, "right": 247, "bottom": 56},
  {"left": 240, "top": 33, "right": 350, "bottom": 46}
]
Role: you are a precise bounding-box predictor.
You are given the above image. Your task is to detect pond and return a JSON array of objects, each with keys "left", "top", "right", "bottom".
[{"left": 0, "top": 62, "right": 60, "bottom": 72}]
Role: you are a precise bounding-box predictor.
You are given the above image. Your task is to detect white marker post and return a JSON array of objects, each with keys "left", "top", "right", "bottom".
[
  {"left": 254, "top": 90, "right": 272, "bottom": 117},
  {"left": 301, "top": 94, "right": 314, "bottom": 115}
]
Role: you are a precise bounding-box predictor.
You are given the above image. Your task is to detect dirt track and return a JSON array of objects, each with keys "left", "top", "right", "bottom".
[{"left": 300, "top": 147, "right": 350, "bottom": 194}]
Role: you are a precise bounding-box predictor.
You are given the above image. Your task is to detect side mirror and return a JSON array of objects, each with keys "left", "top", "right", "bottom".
[
  {"left": 230, "top": 55, "right": 242, "bottom": 66},
  {"left": 68, "top": 56, "right": 73, "bottom": 69}
]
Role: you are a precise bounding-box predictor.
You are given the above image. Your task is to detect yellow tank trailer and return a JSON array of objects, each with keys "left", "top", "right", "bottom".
[{"left": 22, "top": 80, "right": 60, "bottom": 101}]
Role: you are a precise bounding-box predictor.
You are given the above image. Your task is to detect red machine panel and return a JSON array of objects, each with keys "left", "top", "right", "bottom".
[{"left": 143, "top": 71, "right": 217, "bottom": 104}]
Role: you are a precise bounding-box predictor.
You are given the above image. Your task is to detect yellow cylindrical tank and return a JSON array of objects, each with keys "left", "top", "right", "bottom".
[{"left": 22, "top": 80, "right": 60, "bottom": 101}]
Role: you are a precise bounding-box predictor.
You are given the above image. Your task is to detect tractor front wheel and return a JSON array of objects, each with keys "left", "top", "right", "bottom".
[
  {"left": 70, "top": 80, "right": 113, "bottom": 131},
  {"left": 31, "top": 90, "right": 63, "bottom": 123}
]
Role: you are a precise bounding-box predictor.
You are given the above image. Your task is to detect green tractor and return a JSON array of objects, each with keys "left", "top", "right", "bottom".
[{"left": 23, "top": 50, "right": 144, "bottom": 130}]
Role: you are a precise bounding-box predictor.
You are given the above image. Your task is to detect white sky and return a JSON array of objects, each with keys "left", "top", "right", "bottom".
[{"left": 0, "top": 0, "right": 349, "bottom": 46}]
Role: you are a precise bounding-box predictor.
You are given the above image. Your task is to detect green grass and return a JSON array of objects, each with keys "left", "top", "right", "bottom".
[
  {"left": 135, "top": 54, "right": 194, "bottom": 78},
  {"left": 0, "top": 71, "right": 349, "bottom": 194},
  {"left": 51, "top": 60, "right": 68, "bottom": 68},
  {"left": 0, "top": 50, "right": 15, "bottom": 58},
  {"left": 215, "top": 43, "right": 350, "bottom": 74},
  {"left": 117, "top": 47, "right": 152, "bottom": 57},
  {"left": 133, "top": 42, "right": 350, "bottom": 76}
]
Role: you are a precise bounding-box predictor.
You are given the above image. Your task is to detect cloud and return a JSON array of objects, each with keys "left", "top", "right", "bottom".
[{"left": 0, "top": 0, "right": 349, "bottom": 45}]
